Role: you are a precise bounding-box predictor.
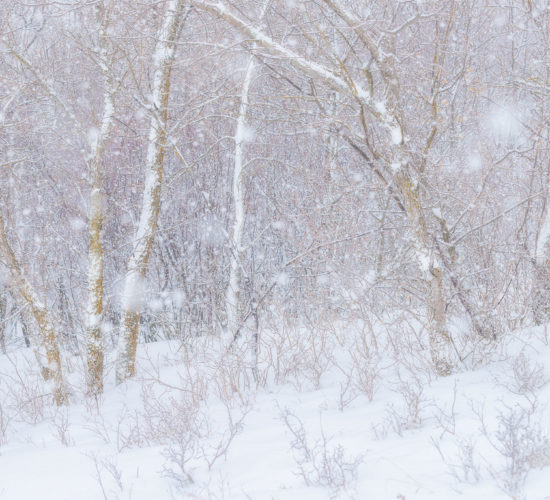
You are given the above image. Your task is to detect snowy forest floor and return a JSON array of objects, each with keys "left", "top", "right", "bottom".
[{"left": 1, "top": 318, "right": 550, "bottom": 500}]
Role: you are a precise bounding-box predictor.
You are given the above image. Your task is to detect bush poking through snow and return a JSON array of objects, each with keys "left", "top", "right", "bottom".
[
  {"left": 349, "top": 330, "right": 382, "bottom": 402},
  {"left": 88, "top": 453, "right": 125, "bottom": 500},
  {"left": 281, "top": 408, "right": 363, "bottom": 497},
  {"left": 49, "top": 406, "right": 73, "bottom": 446},
  {"left": 487, "top": 403, "right": 550, "bottom": 498},
  {"left": 503, "top": 352, "right": 547, "bottom": 401},
  {"left": 436, "top": 399, "right": 550, "bottom": 499},
  {"left": 385, "top": 374, "right": 431, "bottom": 436},
  {"left": 432, "top": 435, "right": 482, "bottom": 485}
]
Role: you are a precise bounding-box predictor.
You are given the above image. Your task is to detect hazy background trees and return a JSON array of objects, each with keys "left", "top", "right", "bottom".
[{"left": 1, "top": 0, "right": 549, "bottom": 398}]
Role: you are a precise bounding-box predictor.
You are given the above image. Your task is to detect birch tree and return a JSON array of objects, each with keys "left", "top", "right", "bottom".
[
  {"left": 225, "top": 0, "right": 270, "bottom": 349},
  {"left": 115, "top": 0, "right": 188, "bottom": 383},
  {"left": 85, "top": 1, "right": 118, "bottom": 394},
  {"left": 0, "top": 284, "right": 7, "bottom": 354},
  {"left": 0, "top": 209, "right": 68, "bottom": 404},
  {"left": 2, "top": 2, "right": 124, "bottom": 394},
  {"left": 225, "top": 57, "right": 255, "bottom": 341},
  {"left": 0, "top": 41, "right": 70, "bottom": 403}
]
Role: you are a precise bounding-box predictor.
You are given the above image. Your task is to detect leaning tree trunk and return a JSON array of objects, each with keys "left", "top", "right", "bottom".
[
  {"left": 0, "top": 211, "right": 68, "bottom": 405},
  {"left": 116, "top": 0, "right": 187, "bottom": 384}
]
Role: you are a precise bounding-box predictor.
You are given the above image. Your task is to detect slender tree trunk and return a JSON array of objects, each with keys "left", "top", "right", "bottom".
[
  {"left": 225, "top": 1, "right": 269, "bottom": 380},
  {"left": 85, "top": 20, "right": 115, "bottom": 394},
  {"left": 225, "top": 56, "right": 255, "bottom": 341},
  {"left": 533, "top": 196, "right": 550, "bottom": 324},
  {"left": 0, "top": 211, "right": 68, "bottom": 404},
  {"left": 116, "top": 0, "right": 187, "bottom": 384},
  {"left": 0, "top": 286, "right": 6, "bottom": 354}
]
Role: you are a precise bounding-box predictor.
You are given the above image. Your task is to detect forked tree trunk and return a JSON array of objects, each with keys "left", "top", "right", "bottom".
[
  {"left": 0, "top": 211, "right": 68, "bottom": 404},
  {"left": 115, "top": 0, "right": 187, "bottom": 384},
  {"left": 393, "top": 171, "right": 454, "bottom": 376}
]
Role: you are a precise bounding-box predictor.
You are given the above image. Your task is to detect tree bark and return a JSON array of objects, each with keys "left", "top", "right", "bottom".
[
  {"left": 0, "top": 211, "right": 68, "bottom": 404},
  {"left": 225, "top": 57, "right": 255, "bottom": 341},
  {"left": 393, "top": 171, "right": 454, "bottom": 375},
  {"left": 85, "top": 4, "right": 117, "bottom": 395},
  {"left": 116, "top": 0, "right": 187, "bottom": 384},
  {"left": 0, "top": 286, "right": 6, "bottom": 354}
]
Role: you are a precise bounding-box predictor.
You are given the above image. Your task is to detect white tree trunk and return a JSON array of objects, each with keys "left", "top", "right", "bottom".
[
  {"left": 0, "top": 285, "right": 6, "bottom": 354},
  {"left": 116, "top": 0, "right": 186, "bottom": 384},
  {"left": 85, "top": 6, "right": 116, "bottom": 394},
  {"left": 225, "top": 56, "right": 255, "bottom": 341}
]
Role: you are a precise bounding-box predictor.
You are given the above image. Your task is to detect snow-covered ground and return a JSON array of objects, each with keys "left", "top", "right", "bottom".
[{"left": 1, "top": 321, "right": 550, "bottom": 499}]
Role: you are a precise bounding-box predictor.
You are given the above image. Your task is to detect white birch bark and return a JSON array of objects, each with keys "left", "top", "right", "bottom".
[
  {"left": 536, "top": 196, "right": 550, "bottom": 268},
  {"left": 6, "top": 8, "right": 117, "bottom": 392},
  {"left": 85, "top": 5, "right": 116, "bottom": 394},
  {"left": 0, "top": 285, "right": 6, "bottom": 354},
  {"left": 224, "top": 1, "right": 270, "bottom": 382},
  {"left": 116, "top": 0, "right": 187, "bottom": 383},
  {"left": 225, "top": 57, "right": 255, "bottom": 341}
]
